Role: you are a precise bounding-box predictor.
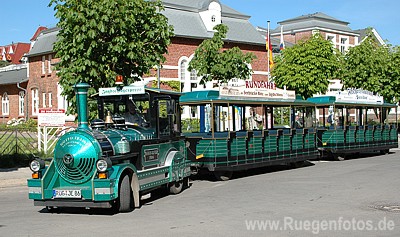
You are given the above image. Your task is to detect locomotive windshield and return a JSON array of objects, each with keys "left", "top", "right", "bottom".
[{"left": 96, "top": 85, "right": 182, "bottom": 139}]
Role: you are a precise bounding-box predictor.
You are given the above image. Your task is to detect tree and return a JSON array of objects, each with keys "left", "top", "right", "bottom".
[
  {"left": 271, "top": 33, "right": 342, "bottom": 99},
  {"left": 342, "top": 30, "right": 400, "bottom": 103},
  {"left": 387, "top": 46, "right": 400, "bottom": 103},
  {"left": 188, "top": 24, "right": 256, "bottom": 85},
  {"left": 49, "top": 0, "right": 174, "bottom": 115}
]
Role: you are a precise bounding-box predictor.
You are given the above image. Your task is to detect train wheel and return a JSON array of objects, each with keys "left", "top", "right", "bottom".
[
  {"left": 118, "top": 175, "right": 133, "bottom": 212},
  {"left": 380, "top": 149, "right": 389, "bottom": 155},
  {"left": 214, "top": 171, "right": 232, "bottom": 181},
  {"left": 333, "top": 154, "right": 345, "bottom": 161},
  {"left": 46, "top": 206, "right": 56, "bottom": 213},
  {"left": 290, "top": 161, "right": 305, "bottom": 168},
  {"left": 169, "top": 178, "right": 186, "bottom": 194}
]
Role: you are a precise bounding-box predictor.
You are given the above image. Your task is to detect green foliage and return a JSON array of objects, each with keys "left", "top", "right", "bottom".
[
  {"left": 273, "top": 107, "right": 290, "bottom": 126},
  {"left": 271, "top": 33, "right": 342, "bottom": 99},
  {"left": 0, "top": 119, "right": 37, "bottom": 131},
  {"left": 341, "top": 29, "right": 398, "bottom": 102},
  {"left": 151, "top": 80, "right": 181, "bottom": 92},
  {"left": 49, "top": 0, "right": 174, "bottom": 115},
  {"left": 181, "top": 118, "right": 200, "bottom": 133},
  {"left": 188, "top": 24, "right": 256, "bottom": 85},
  {"left": 0, "top": 60, "right": 11, "bottom": 68},
  {"left": 387, "top": 46, "right": 400, "bottom": 103}
]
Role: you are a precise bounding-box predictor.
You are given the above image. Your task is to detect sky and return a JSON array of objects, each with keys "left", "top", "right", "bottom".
[{"left": 1, "top": 0, "right": 399, "bottom": 46}]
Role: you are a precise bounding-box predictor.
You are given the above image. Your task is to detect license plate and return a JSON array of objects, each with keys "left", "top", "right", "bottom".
[{"left": 53, "top": 189, "right": 82, "bottom": 198}]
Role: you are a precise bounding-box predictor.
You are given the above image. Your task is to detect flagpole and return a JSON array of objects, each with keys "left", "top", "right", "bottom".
[{"left": 267, "top": 20, "right": 270, "bottom": 78}]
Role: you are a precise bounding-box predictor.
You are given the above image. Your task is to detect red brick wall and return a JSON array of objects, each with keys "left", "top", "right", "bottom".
[
  {"left": 280, "top": 31, "right": 356, "bottom": 47},
  {"left": 0, "top": 82, "right": 28, "bottom": 124},
  {"left": 28, "top": 53, "right": 60, "bottom": 119},
  {"left": 159, "top": 37, "right": 270, "bottom": 82}
]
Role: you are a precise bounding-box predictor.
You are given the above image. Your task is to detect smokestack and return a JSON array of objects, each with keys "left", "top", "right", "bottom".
[{"left": 73, "top": 83, "right": 90, "bottom": 129}]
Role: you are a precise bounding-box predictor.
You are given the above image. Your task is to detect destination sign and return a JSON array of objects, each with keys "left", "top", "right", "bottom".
[
  {"left": 326, "top": 89, "right": 383, "bottom": 104},
  {"left": 99, "top": 86, "right": 145, "bottom": 96},
  {"left": 220, "top": 83, "right": 295, "bottom": 100}
]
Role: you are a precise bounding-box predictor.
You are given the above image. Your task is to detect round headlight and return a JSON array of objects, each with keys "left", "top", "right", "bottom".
[
  {"left": 96, "top": 159, "right": 109, "bottom": 172},
  {"left": 30, "top": 159, "right": 44, "bottom": 172}
]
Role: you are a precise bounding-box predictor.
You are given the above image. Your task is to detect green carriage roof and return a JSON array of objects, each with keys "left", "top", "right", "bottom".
[
  {"left": 307, "top": 96, "right": 396, "bottom": 108},
  {"left": 180, "top": 90, "right": 313, "bottom": 106}
]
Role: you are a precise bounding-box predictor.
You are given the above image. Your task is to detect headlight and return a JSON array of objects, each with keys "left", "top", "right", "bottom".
[
  {"left": 30, "top": 159, "right": 45, "bottom": 172},
  {"left": 96, "top": 159, "right": 111, "bottom": 172}
]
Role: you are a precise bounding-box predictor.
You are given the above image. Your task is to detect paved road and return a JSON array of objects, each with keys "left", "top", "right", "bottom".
[{"left": 1, "top": 152, "right": 400, "bottom": 237}]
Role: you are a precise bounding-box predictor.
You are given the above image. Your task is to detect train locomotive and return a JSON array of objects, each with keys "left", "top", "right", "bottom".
[{"left": 28, "top": 83, "right": 190, "bottom": 212}]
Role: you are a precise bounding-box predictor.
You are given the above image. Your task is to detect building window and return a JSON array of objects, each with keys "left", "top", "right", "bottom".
[
  {"left": 48, "top": 93, "right": 52, "bottom": 108},
  {"left": 48, "top": 54, "right": 52, "bottom": 73},
  {"left": 190, "top": 69, "right": 197, "bottom": 81},
  {"left": 57, "top": 83, "right": 68, "bottom": 110},
  {"left": 41, "top": 56, "right": 46, "bottom": 75},
  {"left": 2, "top": 93, "right": 9, "bottom": 116},
  {"left": 211, "top": 15, "right": 216, "bottom": 22},
  {"left": 180, "top": 59, "right": 187, "bottom": 82},
  {"left": 42, "top": 93, "right": 46, "bottom": 108},
  {"left": 326, "top": 34, "right": 337, "bottom": 47},
  {"left": 190, "top": 70, "right": 198, "bottom": 91},
  {"left": 32, "top": 88, "right": 39, "bottom": 115},
  {"left": 19, "top": 91, "right": 25, "bottom": 116},
  {"left": 339, "top": 37, "right": 349, "bottom": 53}
]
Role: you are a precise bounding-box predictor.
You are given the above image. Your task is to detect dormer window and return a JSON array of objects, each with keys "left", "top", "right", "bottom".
[{"left": 199, "top": 1, "right": 221, "bottom": 31}]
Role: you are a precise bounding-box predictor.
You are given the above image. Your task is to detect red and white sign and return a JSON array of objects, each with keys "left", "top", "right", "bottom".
[
  {"left": 220, "top": 83, "right": 296, "bottom": 100},
  {"left": 38, "top": 108, "right": 66, "bottom": 127}
]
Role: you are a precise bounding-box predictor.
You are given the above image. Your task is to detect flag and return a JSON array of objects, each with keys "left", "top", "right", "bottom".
[
  {"left": 266, "top": 34, "right": 274, "bottom": 67},
  {"left": 279, "top": 26, "right": 285, "bottom": 52}
]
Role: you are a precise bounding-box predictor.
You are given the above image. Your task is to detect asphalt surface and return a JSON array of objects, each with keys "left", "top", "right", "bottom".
[
  {"left": 0, "top": 167, "right": 31, "bottom": 188},
  {"left": 1, "top": 149, "right": 400, "bottom": 237}
]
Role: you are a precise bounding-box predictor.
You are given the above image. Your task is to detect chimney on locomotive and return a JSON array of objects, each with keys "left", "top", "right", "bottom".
[{"left": 73, "top": 82, "right": 90, "bottom": 129}]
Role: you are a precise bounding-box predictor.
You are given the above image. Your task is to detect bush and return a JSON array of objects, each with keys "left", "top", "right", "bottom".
[{"left": 1, "top": 118, "right": 37, "bottom": 132}]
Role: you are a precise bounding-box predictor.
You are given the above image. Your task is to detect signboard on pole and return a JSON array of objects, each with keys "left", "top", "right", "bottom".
[{"left": 38, "top": 108, "right": 66, "bottom": 127}]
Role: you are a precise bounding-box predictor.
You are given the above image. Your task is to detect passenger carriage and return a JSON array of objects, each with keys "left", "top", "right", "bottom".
[
  {"left": 180, "top": 83, "right": 319, "bottom": 180},
  {"left": 308, "top": 89, "right": 398, "bottom": 160}
]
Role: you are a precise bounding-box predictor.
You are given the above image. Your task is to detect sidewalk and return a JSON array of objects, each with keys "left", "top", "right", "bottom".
[{"left": 0, "top": 167, "right": 31, "bottom": 188}]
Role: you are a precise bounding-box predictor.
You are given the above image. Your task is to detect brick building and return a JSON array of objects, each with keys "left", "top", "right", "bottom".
[
  {"left": 0, "top": 65, "right": 28, "bottom": 123},
  {"left": 0, "top": 42, "right": 32, "bottom": 123},
  {"left": 26, "top": 27, "right": 66, "bottom": 121},
  {"left": 23, "top": 0, "right": 271, "bottom": 122}
]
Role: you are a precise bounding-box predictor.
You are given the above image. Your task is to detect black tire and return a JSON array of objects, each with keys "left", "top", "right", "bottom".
[
  {"left": 169, "top": 180, "right": 183, "bottom": 194},
  {"left": 290, "top": 161, "right": 305, "bottom": 168},
  {"left": 333, "top": 154, "right": 345, "bottom": 161},
  {"left": 46, "top": 206, "right": 55, "bottom": 213},
  {"left": 214, "top": 170, "right": 232, "bottom": 181},
  {"left": 118, "top": 175, "right": 133, "bottom": 213}
]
